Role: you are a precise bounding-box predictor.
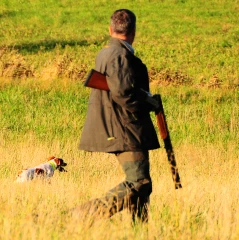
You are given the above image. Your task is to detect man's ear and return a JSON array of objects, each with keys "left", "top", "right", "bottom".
[
  {"left": 130, "top": 27, "right": 136, "bottom": 44},
  {"left": 109, "top": 26, "right": 113, "bottom": 36}
]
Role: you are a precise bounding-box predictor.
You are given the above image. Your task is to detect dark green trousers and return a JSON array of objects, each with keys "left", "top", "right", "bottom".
[{"left": 75, "top": 151, "right": 152, "bottom": 223}]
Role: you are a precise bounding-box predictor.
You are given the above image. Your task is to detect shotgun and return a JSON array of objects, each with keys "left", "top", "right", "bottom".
[{"left": 84, "top": 69, "right": 182, "bottom": 189}]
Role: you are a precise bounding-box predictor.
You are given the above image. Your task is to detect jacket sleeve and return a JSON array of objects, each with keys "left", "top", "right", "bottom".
[{"left": 106, "top": 54, "right": 149, "bottom": 113}]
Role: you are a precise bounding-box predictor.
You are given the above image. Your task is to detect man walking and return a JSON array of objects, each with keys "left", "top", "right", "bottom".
[{"left": 78, "top": 9, "right": 160, "bottom": 223}]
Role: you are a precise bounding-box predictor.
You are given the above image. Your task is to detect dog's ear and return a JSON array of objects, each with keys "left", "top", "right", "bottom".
[
  {"left": 48, "top": 156, "right": 55, "bottom": 161},
  {"left": 54, "top": 158, "right": 67, "bottom": 167},
  {"left": 53, "top": 158, "right": 61, "bottom": 166},
  {"left": 35, "top": 168, "right": 45, "bottom": 175}
]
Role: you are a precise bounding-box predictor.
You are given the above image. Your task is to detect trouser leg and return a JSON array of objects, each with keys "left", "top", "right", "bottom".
[
  {"left": 115, "top": 151, "right": 152, "bottom": 222},
  {"left": 73, "top": 151, "right": 152, "bottom": 223}
]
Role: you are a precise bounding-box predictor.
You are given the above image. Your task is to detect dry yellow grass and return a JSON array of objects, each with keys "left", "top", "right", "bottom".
[{"left": 0, "top": 137, "right": 238, "bottom": 240}]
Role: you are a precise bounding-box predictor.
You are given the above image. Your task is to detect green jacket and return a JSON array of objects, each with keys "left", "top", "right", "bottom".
[{"left": 79, "top": 37, "right": 160, "bottom": 152}]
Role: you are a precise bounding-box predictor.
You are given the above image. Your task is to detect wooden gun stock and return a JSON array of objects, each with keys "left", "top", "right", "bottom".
[
  {"left": 84, "top": 69, "right": 109, "bottom": 91},
  {"left": 84, "top": 69, "right": 182, "bottom": 189}
]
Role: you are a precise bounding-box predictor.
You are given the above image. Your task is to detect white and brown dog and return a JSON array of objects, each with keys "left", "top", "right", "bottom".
[{"left": 15, "top": 156, "right": 67, "bottom": 182}]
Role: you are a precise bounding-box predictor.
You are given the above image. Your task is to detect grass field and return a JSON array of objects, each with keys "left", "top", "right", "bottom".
[
  {"left": 0, "top": 0, "right": 239, "bottom": 239},
  {"left": 1, "top": 0, "right": 239, "bottom": 86},
  {"left": 0, "top": 134, "right": 239, "bottom": 239}
]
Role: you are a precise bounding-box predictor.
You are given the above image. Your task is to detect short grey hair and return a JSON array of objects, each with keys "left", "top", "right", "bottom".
[{"left": 110, "top": 9, "right": 136, "bottom": 36}]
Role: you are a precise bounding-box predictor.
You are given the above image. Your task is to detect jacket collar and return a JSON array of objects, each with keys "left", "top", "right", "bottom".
[
  {"left": 122, "top": 40, "right": 135, "bottom": 54},
  {"left": 109, "top": 37, "right": 135, "bottom": 55}
]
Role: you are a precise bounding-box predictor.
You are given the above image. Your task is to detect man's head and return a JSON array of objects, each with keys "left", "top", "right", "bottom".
[{"left": 109, "top": 9, "right": 136, "bottom": 44}]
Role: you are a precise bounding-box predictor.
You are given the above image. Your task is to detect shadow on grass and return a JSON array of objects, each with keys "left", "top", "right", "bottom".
[
  {"left": 3, "top": 37, "right": 108, "bottom": 54},
  {"left": 0, "top": 10, "right": 17, "bottom": 19}
]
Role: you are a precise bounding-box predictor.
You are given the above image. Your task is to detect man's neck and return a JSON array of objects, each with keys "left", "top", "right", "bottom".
[{"left": 110, "top": 33, "right": 134, "bottom": 45}]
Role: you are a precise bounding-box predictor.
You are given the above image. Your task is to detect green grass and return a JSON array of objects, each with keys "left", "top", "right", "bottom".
[
  {"left": 0, "top": 79, "right": 238, "bottom": 150},
  {"left": 156, "top": 87, "right": 239, "bottom": 146},
  {"left": 0, "top": 79, "right": 89, "bottom": 143},
  {"left": 0, "top": 0, "right": 238, "bottom": 85}
]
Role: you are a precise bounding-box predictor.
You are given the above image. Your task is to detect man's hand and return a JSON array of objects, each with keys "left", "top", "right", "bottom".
[
  {"left": 152, "top": 94, "right": 161, "bottom": 111},
  {"left": 144, "top": 93, "right": 161, "bottom": 112}
]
